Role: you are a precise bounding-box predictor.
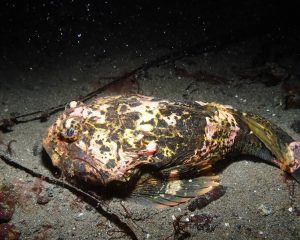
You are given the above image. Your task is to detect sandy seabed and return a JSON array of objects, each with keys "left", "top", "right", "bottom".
[{"left": 0, "top": 34, "right": 300, "bottom": 240}]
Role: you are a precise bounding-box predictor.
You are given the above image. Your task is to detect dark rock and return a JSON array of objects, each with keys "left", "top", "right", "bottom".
[
  {"left": 0, "top": 184, "right": 16, "bottom": 223},
  {"left": 36, "top": 195, "right": 51, "bottom": 205},
  {"left": 0, "top": 223, "right": 20, "bottom": 240}
]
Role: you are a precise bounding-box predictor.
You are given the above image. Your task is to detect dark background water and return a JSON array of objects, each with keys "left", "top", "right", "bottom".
[{"left": 0, "top": 0, "right": 299, "bottom": 69}]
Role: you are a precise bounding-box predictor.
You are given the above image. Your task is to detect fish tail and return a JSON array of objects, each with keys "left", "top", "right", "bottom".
[{"left": 239, "top": 112, "right": 300, "bottom": 181}]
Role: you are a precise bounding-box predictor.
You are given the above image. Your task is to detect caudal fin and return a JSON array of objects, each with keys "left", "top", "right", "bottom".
[{"left": 240, "top": 112, "right": 300, "bottom": 176}]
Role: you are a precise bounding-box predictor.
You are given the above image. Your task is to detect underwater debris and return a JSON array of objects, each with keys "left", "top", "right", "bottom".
[
  {"left": 283, "top": 173, "right": 298, "bottom": 215},
  {"left": 166, "top": 213, "right": 218, "bottom": 239},
  {"left": 31, "top": 178, "right": 51, "bottom": 205},
  {"left": 168, "top": 213, "right": 191, "bottom": 240},
  {"left": 257, "top": 204, "right": 273, "bottom": 216},
  {"left": 39, "top": 111, "right": 50, "bottom": 122},
  {"left": 94, "top": 74, "right": 140, "bottom": 95},
  {"left": 0, "top": 184, "right": 19, "bottom": 240},
  {"left": 188, "top": 186, "right": 227, "bottom": 211},
  {"left": 0, "top": 223, "right": 20, "bottom": 240},
  {"left": 0, "top": 184, "right": 16, "bottom": 223},
  {"left": 7, "top": 140, "right": 16, "bottom": 156},
  {"left": 232, "top": 62, "right": 289, "bottom": 87},
  {"left": 32, "top": 141, "right": 42, "bottom": 157},
  {"left": 0, "top": 117, "right": 17, "bottom": 132},
  {"left": 175, "top": 67, "right": 229, "bottom": 85},
  {"left": 189, "top": 213, "right": 219, "bottom": 232},
  {"left": 32, "top": 225, "right": 52, "bottom": 240},
  {"left": 0, "top": 134, "right": 17, "bottom": 155}
]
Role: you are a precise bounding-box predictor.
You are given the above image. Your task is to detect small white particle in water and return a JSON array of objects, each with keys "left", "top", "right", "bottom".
[
  {"left": 188, "top": 179, "right": 192, "bottom": 182},
  {"left": 288, "top": 207, "right": 293, "bottom": 212},
  {"left": 235, "top": 94, "right": 238, "bottom": 98},
  {"left": 177, "top": 208, "right": 181, "bottom": 212},
  {"left": 259, "top": 231, "right": 264, "bottom": 235},
  {"left": 225, "top": 222, "right": 230, "bottom": 227},
  {"left": 254, "top": 190, "right": 257, "bottom": 193},
  {"left": 172, "top": 215, "right": 176, "bottom": 220},
  {"left": 146, "top": 234, "right": 150, "bottom": 239},
  {"left": 272, "top": 113, "right": 276, "bottom": 116},
  {"left": 266, "top": 109, "right": 270, "bottom": 112},
  {"left": 190, "top": 214, "right": 194, "bottom": 217},
  {"left": 77, "top": 33, "right": 82, "bottom": 38},
  {"left": 185, "top": 217, "right": 189, "bottom": 222}
]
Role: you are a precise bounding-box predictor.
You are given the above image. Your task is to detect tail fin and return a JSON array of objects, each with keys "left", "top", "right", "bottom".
[{"left": 240, "top": 112, "right": 300, "bottom": 178}]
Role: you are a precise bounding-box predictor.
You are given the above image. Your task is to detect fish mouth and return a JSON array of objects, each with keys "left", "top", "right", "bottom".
[
  {"left": 42, "top": 133, "right": 64, "bottom": 168},
  {"left": 43, "top": 136, "right": 109, "bottom": 186}
]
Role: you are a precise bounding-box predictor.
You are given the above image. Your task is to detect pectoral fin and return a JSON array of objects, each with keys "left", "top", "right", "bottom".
[{"left": 131, "top": 173, "right": 221, "bottom": 208}]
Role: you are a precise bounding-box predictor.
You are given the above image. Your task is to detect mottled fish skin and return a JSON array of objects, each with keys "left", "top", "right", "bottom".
[{"left": 42, "top": 95, "right": 300, "bottom": 189}]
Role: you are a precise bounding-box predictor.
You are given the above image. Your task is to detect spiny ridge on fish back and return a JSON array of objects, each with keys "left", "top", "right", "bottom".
[{"left": 42, "top": 95, "right": 300, "bottom": 207}]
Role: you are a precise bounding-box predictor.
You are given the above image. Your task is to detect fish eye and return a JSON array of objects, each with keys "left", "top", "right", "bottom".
[
  {"left": 66, "top": 127, "right": 75, "bottom": 137},
  {"left": 60, "top": 117, "right": 81, "bottom": 142}
]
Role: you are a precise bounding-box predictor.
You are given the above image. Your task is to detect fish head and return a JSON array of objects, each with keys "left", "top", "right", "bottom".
[{"left": 42, "top": 100, "right": 117, "bottom": 187}]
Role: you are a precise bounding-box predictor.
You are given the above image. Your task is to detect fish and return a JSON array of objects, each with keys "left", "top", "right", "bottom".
[{"left": 42, "top": 95, "right": 300, "bottom": 207}]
